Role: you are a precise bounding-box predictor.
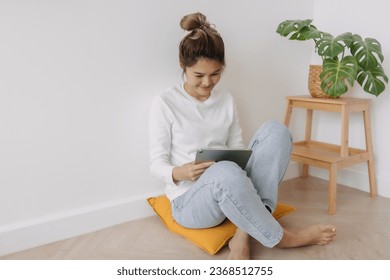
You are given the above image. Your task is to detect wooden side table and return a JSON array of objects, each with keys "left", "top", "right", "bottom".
[{"left": 284, "top": 95, "right": 377, "bottom": 214}]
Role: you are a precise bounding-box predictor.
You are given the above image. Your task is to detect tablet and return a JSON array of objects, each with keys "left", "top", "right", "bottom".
[{"left": 195, "top": 149, "right": 252, "bottom": 169}]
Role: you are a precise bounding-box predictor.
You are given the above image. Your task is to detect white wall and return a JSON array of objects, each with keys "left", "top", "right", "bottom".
[{"left": 7, "top": 0, "right": 380, "bottom": 256}]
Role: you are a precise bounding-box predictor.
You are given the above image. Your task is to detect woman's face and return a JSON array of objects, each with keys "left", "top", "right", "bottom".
[{"left": 184, "top": 58, "right": 223, "bottom": 101}]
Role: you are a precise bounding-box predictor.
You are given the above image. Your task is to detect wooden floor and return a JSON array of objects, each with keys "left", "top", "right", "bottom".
[{"left": 2, "top": 176, "right": 390, "bottom": 260}]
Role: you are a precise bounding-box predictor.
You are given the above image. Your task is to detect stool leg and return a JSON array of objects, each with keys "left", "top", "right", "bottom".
[
  {"left": 301, "top": 109, "right": 313, "bottom": 178},
  {"left": 284, "top": 100, "right": 293, "bottom": 127},
  {"left": 340, "top": 104, "right": 349, "bottom": 158},
  {"left": 363, "top": 108, "right": 377, "bottom": 197},
  {"left": 301, "top": 164, "right": 309, "bottom": 178},
  {"left": 328, "top": 163, "right": 337, "bottom": 215}
]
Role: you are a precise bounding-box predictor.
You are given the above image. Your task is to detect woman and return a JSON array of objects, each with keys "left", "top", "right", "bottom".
[{"left": 149, "top": 12, "right": 336, "bottom": 259}]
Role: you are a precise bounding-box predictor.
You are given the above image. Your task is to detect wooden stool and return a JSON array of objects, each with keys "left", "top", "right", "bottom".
[{"left": 284, "top": 95, "right": 377, "bottom": 214}]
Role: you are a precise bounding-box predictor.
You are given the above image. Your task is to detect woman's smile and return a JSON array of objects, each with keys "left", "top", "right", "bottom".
[{"left": 184, "top": 58, "right": 223, "bottom": 101}]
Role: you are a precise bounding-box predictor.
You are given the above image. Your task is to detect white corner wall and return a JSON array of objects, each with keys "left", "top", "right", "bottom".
[{"left": 0, "top": 0, "right": 332, "bottom": 256}]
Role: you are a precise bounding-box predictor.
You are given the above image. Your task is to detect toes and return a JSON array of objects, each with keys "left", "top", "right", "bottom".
[
  {"left": 316, "top": 225, "right": 336, "bottom": 245},
  {"left": 322, "top": 225, "right": 336, "bottom": 234}
]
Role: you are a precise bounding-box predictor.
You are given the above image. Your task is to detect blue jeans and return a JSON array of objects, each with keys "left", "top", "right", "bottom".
[{"left": 171, "top": 120, "right": 293, "bottom": 248}]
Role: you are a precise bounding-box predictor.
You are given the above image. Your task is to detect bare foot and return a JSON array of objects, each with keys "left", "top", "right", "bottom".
[
  {"left": 277, "top": 224, "right": 336, "bottom": 248},
  {"left": 228, "top": 228, "right": 250, "bottom": 260}
]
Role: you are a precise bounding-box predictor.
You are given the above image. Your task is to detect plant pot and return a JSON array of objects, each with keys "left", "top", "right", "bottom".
[{"left": 308, "top": 65, "right": 335, "bottom": 98}]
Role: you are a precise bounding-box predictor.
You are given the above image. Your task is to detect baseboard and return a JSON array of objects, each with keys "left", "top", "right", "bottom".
[{"left": 0, "top": 191, "right": 163, "bottom": 257}]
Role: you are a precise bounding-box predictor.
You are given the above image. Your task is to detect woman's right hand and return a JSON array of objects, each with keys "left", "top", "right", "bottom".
[{"left": 172, "top": 161, "right": 215, "bottom": 182}]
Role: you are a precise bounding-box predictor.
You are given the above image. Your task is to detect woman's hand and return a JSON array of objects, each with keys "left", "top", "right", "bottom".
[{"left": 172, "top": 161, "right": 215, "bottom": 182}]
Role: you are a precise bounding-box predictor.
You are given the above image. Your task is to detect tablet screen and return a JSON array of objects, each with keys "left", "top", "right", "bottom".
[{"left": 195, "top": 149, "right": 252, "bottom": 169}]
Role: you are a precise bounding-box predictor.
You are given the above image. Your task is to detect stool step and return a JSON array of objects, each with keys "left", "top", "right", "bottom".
[{"left": 293, "top": 141, "right": 369, "bottom": 167}]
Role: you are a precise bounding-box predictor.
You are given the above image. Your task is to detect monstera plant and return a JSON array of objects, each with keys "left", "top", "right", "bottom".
[{"left": 276, "top": 19, "right": 388, "bottom": 98}]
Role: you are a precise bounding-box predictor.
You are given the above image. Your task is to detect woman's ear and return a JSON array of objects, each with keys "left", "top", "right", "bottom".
[{"left": 181, "top": 69, "right": 187, "bottom": 81}]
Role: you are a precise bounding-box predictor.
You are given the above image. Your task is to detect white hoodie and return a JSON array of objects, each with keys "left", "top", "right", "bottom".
[{"left": 148, "top": 84, "right": 244, "bottom": 201}]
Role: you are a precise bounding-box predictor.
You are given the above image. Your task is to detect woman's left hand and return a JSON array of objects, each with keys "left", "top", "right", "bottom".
[{"left": 172, "top": 161, "right": 215, "bottom": 182}]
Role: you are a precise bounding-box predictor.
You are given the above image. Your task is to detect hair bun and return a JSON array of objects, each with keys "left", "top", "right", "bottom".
[
  {"left": 180, "top": 12, "right": 210, "bottom": 32},
  {"left": 178, "top": 12, "right": 225, "bottom": 70}
]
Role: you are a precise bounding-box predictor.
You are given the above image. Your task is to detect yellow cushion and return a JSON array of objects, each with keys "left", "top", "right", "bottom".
[{"left": 147, "top": 195, "right": 295, "bottom": 255}]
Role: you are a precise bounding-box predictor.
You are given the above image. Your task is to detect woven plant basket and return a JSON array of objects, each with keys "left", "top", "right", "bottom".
[{"left": 308, "top": 65, "right": 333, "bottom": 98}]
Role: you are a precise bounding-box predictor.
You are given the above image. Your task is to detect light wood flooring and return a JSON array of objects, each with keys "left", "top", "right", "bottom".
[{"left": 2, "top": 176, "right": 390, "bottom": 260}]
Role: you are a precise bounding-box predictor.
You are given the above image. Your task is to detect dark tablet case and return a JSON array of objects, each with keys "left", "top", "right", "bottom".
[{"left": 195, "top": 149, "right": 252, "bottom": 169}]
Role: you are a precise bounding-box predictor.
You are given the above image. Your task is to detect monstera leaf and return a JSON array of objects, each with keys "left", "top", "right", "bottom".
[
  {"left": 316, "top": 33, "right": 354, "bottom": 59},
  {"left": 276, "top": 19, "right": 320, "bottom": 40},
  {"left": 320, "top": 56, "right": 358, "bottom": 97},
  {"left": 351, "top": 35, "right": 384, "bottom": 70},
  {"left": 298, "top": 26, "right": 322, "bottom": 40},
  {"left": 356, "top": 65, "right": 389, "bottom": 96}
]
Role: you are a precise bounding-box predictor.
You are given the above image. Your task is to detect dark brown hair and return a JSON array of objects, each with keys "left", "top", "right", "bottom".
[{"left": 179, "top": 12, "right": 225, "bottom": 70}]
